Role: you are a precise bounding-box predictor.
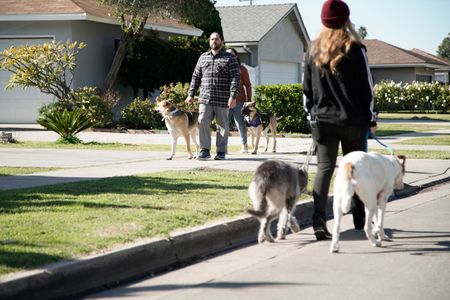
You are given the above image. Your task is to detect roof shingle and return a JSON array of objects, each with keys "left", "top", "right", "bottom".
[
  {"left": 217, "top": 4, "right": 295, "bottom": 43},
  {"left": 0, "top": 0, "right": 199, "bottom": 32},
  {"left": 364, "top": 39, "right": 449, "bottom": 67}
]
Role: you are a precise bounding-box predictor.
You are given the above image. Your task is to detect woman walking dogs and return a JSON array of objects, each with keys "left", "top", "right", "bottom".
[{"left": 303, "top": 0, "right": 377, "bottom": 240}]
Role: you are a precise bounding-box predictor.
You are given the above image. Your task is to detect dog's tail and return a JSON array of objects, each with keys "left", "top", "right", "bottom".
[
  {"left": 334, "top": 162, "right": 355, "bottom": 214},
  {"left": 246, "top": 180, "right": 267, "bottom": 218}
]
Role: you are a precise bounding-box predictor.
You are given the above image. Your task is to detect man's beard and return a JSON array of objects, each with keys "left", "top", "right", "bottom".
[{"left": 210, "top": 43, "right": 221, "bottom": 51}]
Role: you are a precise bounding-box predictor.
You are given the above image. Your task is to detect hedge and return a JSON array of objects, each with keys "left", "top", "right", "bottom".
[
  {"left": 374, "top": 80, "right": 450, "bottom": 112},
  {"left": 254, "top": 84, "right": 309, "bottom": 134}
]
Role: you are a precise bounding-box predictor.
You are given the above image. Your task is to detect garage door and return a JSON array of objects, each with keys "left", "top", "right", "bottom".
[
  {"left": 0, "top": 38, "right": 54, "bottom": 123},
  {"left": 260, "top": 60, "right": 299, "bottom": 85}
]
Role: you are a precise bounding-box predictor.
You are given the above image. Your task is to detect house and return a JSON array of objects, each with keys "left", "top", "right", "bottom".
[
  {"left": 217, "top": 4, "right": 310, "bottom": 86},
  {"left": 364, "top": 39, "right": 450, "bottom": 84},
  {"left": 0, "top": 0, "right": 202, "bottom": 124}
]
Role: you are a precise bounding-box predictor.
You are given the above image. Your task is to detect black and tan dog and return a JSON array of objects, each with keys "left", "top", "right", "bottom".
[
  {"left": 156, "top": 100, "right": 199, "bottom": 160},
  {"left": 241, "top": 102, "right": 277, "bottom": 154}
]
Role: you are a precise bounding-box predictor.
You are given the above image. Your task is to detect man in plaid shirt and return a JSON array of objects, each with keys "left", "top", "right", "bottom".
[{"left": 185, "top": 32, "right": 240, "bottom": 160}]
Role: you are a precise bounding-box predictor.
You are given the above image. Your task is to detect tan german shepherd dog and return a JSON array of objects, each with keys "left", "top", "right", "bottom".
[
  {"left": 156, "top": 100, "right": 199, "bottom": 160},
  {"left": 241, "top": 102, "right": 277, "bottom": 154}
]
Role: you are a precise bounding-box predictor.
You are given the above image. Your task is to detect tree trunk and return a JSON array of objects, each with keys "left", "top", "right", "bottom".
[{"left": 102, "top": 31, "right": 134, "bottom": 93}]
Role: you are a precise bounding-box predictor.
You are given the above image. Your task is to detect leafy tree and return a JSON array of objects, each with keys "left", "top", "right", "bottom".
[
  {"left": 0, "top": 41, "right": 86, "bottom": 105},
  {"left": 358, "top": 26, "right": 368, "bottom": 39},
  {"left": 120, "top": 33, "right": 208, "bottom": 95},
  {"left": 97, "top": 0, "right": 220, "bottom": 93},
  {"left": 437, "top": 32, "right": 450, "bottom": 60},
  {"left": 179, "top": 0, "right": 222, "bottom": 38}
]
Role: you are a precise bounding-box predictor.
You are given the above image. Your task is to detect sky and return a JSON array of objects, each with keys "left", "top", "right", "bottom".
[{"left": 214, "top": 0, "right": 450, "bottom": 55}]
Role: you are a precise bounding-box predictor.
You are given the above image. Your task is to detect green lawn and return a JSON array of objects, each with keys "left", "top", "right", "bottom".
[
  {"left": 0, "top": 141, "right": 242, "bottom": 153},
  {"left": 378, "top": 112, "right": 450, "bottom": 121},
  {"left": 375, "top": 123, "right": 450, "bottom": 137},
  {"left": 394, "top": 135, "right": 450, "bottom": 146},
  {"left": 366, "top": 148, "right": 450, "bottom": 159},
  {"left": 0, "top": 169, "right": 315, "bottom": 276},
  {"left": 0, "top": 166, "right": 59, "bottom": 176}
]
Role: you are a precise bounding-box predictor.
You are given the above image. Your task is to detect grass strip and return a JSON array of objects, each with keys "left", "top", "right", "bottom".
[
  {"left": 0, "top": 167, "right": 60, "bottom": 176},
  {"left": 0, "top": 169, "right": 314, "bottom": 276},
  {"left": 393, "top": 135, "right": 450, "bottom": 146}
]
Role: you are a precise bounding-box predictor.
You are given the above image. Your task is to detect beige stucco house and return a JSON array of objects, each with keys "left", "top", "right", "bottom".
[
  {"left": 364, "top": 39, "right": 450, "bottom": 84},
  {"left": 0, "top": 0, "right": 202, "bottom": 123}
]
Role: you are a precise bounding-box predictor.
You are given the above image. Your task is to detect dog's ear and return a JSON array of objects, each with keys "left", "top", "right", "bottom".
[{"left": 397, "top": 155, "right": 406, "bottom": 174}]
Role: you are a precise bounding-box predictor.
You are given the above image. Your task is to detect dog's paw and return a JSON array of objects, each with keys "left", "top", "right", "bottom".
[
  {"left": 330, "top": 243, "right": 339, "bottom": 253},
  {"left": 381, "top": 234, "right": 391, "bottom": 241},
  {"left": 276, "top": 233, "right": 286, "bottom": 240},
  {"left": 251, "top": 151, "right": 257, "bottom": 155},
  {"left": 289, "top": 221, "right": 300, "bottom": 233},
  {"left": 372, "top": 240, "right": 382, "bottom": 247},
  {"left": 166, "top": 156, "right": 173, "bottom": 160},
  {"left": 265, "top": 235, "right": 275, "bottom": 243}
]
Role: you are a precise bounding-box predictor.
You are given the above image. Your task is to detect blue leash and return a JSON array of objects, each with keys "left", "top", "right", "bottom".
[{"left": 369, "top": 132, "right": 394, "bottom": 155}]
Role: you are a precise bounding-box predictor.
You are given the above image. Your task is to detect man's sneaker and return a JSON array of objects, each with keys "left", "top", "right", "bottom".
[
  {"left": 241, "top": 144, "right": 248, "bottom": 153},
  {"left": 197, "top": 149, "right": 211, "bottom": 160},
  {"left": 314, "top": 228, "right": 332, "bottom": 241},
  {"left": 214, "top": 152, "right": 226, "bottom": 160}
]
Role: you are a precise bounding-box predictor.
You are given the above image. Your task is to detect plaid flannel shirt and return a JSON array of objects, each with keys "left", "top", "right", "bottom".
[{"left": 188, "top": 49, "right": 240, "bottom": 107}]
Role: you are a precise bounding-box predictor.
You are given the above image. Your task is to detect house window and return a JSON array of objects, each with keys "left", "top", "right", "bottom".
[{"left": 415, "top": 74, "right": 432, "bottom": 82}]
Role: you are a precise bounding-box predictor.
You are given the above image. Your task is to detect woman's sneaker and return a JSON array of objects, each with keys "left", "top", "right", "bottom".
[
  {"left": 314, "top": 228, "right": 332, "bottom": 241},
  {"left": 241, "top": 144, "right": 248, "bottom": 153}
]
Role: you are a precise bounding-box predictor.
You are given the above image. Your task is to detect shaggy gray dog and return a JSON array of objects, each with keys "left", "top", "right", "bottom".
[{"left": 247, "top": 160, "right": 308, "bottom": 243}]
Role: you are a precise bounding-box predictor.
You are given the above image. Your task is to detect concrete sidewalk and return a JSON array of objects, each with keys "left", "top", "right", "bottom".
[
  {"left": 87, "top": 182, "right": 450, "bottom": 300},
  {"left": 0, "top": 125, "right": 449, "bottom": 299}
]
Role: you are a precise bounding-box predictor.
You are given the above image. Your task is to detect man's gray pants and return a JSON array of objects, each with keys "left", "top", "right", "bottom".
[{"left": 198, "top": 103, "right": 229, "bottom": 153}]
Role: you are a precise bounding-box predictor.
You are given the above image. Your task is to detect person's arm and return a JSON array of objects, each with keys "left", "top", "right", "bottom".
[
  {"left": 355, "top": 47, "right": 377, "bottom": 128},
  {"left": 186, "top": 56, "right": 203, "bottom": 102},
  {"left": 241, "top": 66, "right": 252, "bottom": 102},
  {"left": 302, "top": 54, "right": 313, "bottom": 115}
]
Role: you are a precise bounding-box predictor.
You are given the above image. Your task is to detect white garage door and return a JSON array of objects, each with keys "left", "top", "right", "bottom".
[
  {"left": 0, "top": 38, "right": 54, "bottom": 123},
  {"left": 260, "top": 60, "right": 299, "bottom": 85}
]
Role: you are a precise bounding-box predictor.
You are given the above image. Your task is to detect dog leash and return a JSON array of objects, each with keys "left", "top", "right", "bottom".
[
  {"left": 301, "top": 140, "right": 316, "bottom": 172},
  {"left": 369, "top": 132, "right": 395, "bottom": 155}
]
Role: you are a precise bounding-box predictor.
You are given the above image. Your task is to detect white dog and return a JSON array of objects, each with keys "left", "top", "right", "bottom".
[{"left": 330, "top": 151, "right": 406, "bottom": 253}]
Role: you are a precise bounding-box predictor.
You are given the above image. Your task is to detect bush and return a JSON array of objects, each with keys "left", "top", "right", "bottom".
[
  {"left": 119, "top": 98, "right": 164, "bottom": 129},
  {"left": 37, "top": 109, "right": 93, "bottom": 144},
  {"left": 158, "top": 82, "right": 198, "bottom": 112},
  {"left": 374, "top": 80, "right": 450, "bottom": 112},
  {"left": 254, "top": 84, "right": 309, "bottom": 134},
  {"left": 73, "top": 87, "right": 117, "bottom": 128}
]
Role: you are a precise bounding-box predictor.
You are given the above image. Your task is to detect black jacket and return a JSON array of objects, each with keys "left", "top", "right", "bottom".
[{"left": 303, "top": 43, "right": 376, "bottom": 127}]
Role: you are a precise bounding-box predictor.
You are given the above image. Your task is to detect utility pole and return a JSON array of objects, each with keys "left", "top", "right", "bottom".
[{"left": 239, "top": 0, "right": 256, "bottom": 5}]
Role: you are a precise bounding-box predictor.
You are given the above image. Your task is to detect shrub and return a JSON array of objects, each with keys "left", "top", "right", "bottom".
[
  {"left": 254, "top": 84, "right": 309, "bottom": 134},
  {"left": 158, "top": 82, "right": 198, "bottom": 112},
  {"left": 374, "top": 81, "right": 449, "bottom": 112},
  {"left": 119, "top": 98, "right": 163, "bottom": 129},
  {"left": 73, "top": 87, "right": 116, "bottom": 128},
  {"left": 373, "top": 80, "right": 404, "bottom": 111},
  {"left": 436, "top": 85, "right": 450, "bottom": 112},
  {"left": 37, "top": 109, "right": 92, "bottom": 144}
]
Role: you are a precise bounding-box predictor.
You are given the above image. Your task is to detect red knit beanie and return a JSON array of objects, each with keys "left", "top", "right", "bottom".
[{"left": 321, "top": 0, "right": 350, "bottom": 28}]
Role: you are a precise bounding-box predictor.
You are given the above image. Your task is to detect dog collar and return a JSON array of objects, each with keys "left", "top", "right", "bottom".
[{"left": 162, "top": 108, "right": 179, "bottom": 121}]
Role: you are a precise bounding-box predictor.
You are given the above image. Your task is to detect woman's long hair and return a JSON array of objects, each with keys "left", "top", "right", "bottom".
[{"left": 308, "top": 20, "right": 362, "bottom": 75}]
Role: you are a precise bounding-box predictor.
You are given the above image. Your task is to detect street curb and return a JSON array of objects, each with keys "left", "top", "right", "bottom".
[{"left": 1, "top": 175, "right": 449, "bottom": 299}]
